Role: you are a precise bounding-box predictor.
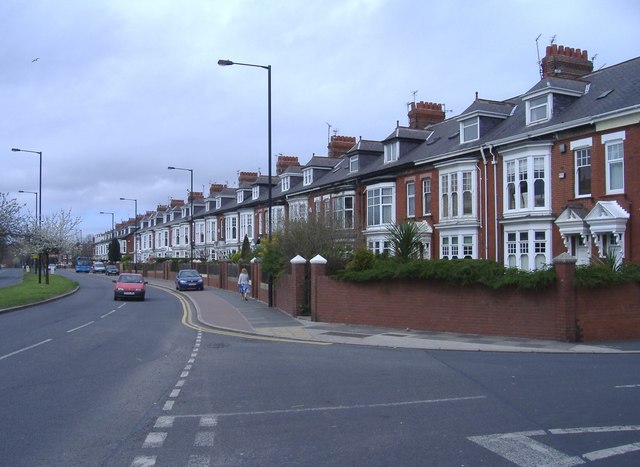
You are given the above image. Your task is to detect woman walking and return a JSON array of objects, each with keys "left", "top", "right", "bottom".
[{"left": 238, "top": 267, "right": 250, "bottom": 300}]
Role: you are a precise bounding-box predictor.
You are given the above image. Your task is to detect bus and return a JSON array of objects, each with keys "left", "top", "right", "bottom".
[{"left": 75, "top": 257, "right": 91, "bottom": 273}]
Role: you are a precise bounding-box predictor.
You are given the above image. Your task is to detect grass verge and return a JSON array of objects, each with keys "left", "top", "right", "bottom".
[{"left": 0, "top": 272, "right": 78, "bottom": 310}]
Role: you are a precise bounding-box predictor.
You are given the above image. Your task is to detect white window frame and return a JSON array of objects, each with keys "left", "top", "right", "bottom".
[
  {"left": 504, "top": 224, "right": 551, "bottom": 271},
  {"left": 383, "top": 142, "right": 398, "bottom": 164},
  {"left": 303, "top": 169, "right": 313, "bottom": 186},
  {"left": 252, "top": 186, "right": 259, "bottom": 200},
  {"left": 571, "top": 137, "right": 593, "bottom": 198},
  {"left": 289, "top": 199, "right": 308, "bottom": 222},
  {"left": 236, "top": 191, "right": 244, "bottom": 203},
  {"left": 502, "top": 145, "right": 551, "bottom": 215},
  {"left": 333, "top": 193, "right": 355, "bottom": 229},
  {"left": 460, "top": 117, "right": 479, "bottom": 143},
  {"left": 438, "top": 164, "right": 477, "bottom": 220},
  {"left": 239, "top": 211, "right": 253, "bottom": 241},
  {"left": 440, "top": 232, "right": 477, "bottom": 260},
  {"left": 602, "top": 131, "right": 625, "bottom": 195},
  {"left": 349, "top": 155, "right": 359, "bottom": 173},
  {"left": 281, "top": 176, "right": 290, "bottom": 192},
  {"left": 422, "top": 178, "right": 431, "bottom": 215},
  {"left": 207, "top": 219, "right": 217, "bottom": 242},
  {"left": 406, "top": 181, "right": 415, "bottom": 218},
  {"left": 366, "top": 183, "right": 395, "bottom": 227},
  {"left": 224, "top": 215, "right": 238, "bottom": 242},
  {"left": 526, "top": 94, "right": 551, "bottom": 125}
]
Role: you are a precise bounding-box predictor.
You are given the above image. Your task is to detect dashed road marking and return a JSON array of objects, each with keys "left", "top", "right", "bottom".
[
  {"left": 130, "top": 455, "right": 156, "bottom": 466},
  {"left": 142, "top": 432, "right": 167, "bottom": 448},
  {"left": 615, "top": 383, "right": 640, "bottom": 388},
  {"left": 0, "top": 339, "right": 52, "bottom": 361},
  {"left": 163, "top": 400, "right": 175, "bottom": 411},
  {"left": 66, "top": 321, "right": 95, "bottom": 333},
  {"left": 194, "top": 431, "right": 215, "bottom": 447}
]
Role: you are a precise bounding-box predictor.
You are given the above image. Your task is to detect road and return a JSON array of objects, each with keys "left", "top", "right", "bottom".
[{"left": 1, "top": 271, "right": 639, "bottom": 466}]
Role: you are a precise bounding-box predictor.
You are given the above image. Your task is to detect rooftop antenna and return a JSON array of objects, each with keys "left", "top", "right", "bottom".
[
  {"left": 550, "top": 34, "right": 556, "bottom": 45},
  {"left": 332, "top": 127, "right": 339, "bottom": 136},
  {"left": 535, "top": 33, "right": 543, "bottom": 79},
  {"left": 326, "top": 122, "right": 332, "bottom": 145}
]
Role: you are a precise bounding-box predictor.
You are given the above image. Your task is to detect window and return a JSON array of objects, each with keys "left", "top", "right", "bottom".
[
  {"left": 225, "top": 216, "right": 237, "bottom": 242},
  {"left": 196, "top": 223, "right": 205, "bottom": 243},
  {"left": 208, "top": 220, "right": 217, "bottom": 242},
  {"left": 440, "top": 234, "right": 476, "bottom": 259},
  {"left": 281, "top": 176, "right": 290, "bottom": 192},
  {"left": 384, "top": 142, "right": 398, "bottom": 163},
  {"left": 236, "top": 191, "right": 244, "bottom": 203},
  {"left": 252, "top": 186, "right": 259, "bottom": 200},
  {"left": 575, "top": 148, "right": 591, "bottom": 197},
  {"left": 368, "top": 238, "right": 391, "bottom": 255},
  {"left": 303, "top": 169, "right": 313, "bottom": 186},
  {"left": 215, "top": 198, "right": 221, "bottom": 209},
  {"left": 422, "top": 178, "right": 431, "bottom": 215},
  {"left": 367, "top": 186, "right": 394, "bottom": 226},
  {"left": 460, "top": 117, "right": 479, "bottom": 143},
  {"left": 349, "top": 155, "right": 359, "bottom": 173},
  {"left": 605, "top": 140, "right": 624, "bottom": 194},
  {"left": 527, "top": 95, "right": 549, "bottom": 124},
  {"left": 183, "top": 226, "right": 189, "bottom": 245},
  {"left": 504, "top": 154, "right": 548, "bottom": 212},
  {"left": 289, "top": 200, "right": 308, "bottom": 222},
  {"left": 239, "top": 212, "right": 253, "bottom": 241},
  {"left": 505, "top": 228, "right": 549, "bottom": 270},
  {"left": 333, "top": 195, "right": 354, "bottom": 229},
  {"left": 406, "top": 182, "right": 415, "bottom": 218},
  {"left": 440, "top": 170, "right": 474, "bottom": 219}
]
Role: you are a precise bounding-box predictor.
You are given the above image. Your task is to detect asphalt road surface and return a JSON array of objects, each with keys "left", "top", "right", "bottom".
[{"left": 1, "top": 271, "right": 639, "bottom": 466}]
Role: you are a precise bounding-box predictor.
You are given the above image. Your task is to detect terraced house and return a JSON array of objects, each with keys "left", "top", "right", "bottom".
[{"left": 95, "top": 44, "right": 640, "bottom": 270}]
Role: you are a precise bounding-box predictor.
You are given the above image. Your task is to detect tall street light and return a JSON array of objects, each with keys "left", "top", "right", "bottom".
[
  {"left": 100, "top": 211, "right": 115, "bottom": 262},
  {"left": 120, "top": 197, "right": 138, "bottom": 272},
  {"left": 168, "top": 166, "right": 194, "bottom": 268},
  {"left": 13, "top": 147, "right": 43, "bottom": 283},
  {"left": 218, "top": 58, "right": 273, "bottom": 307}
]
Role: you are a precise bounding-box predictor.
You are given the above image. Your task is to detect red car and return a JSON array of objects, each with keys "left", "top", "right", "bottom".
[{"left": 113, "top": 273, "right": 147, "bottom": 301}]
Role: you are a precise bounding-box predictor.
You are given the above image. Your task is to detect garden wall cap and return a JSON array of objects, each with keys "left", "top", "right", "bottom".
[
  {"left": 553, "top": 252, "right": 578, "bottom": 264},
  {"left": 310, "top": 254, "right": 327, "bottom": 265},
  {"left": 290, "top": 255, "right": 307, "bottom": 264}
]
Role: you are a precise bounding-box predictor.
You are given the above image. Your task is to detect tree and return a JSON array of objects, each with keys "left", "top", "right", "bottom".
[
  {"left": 108, "top": 238, "right": 122, "bottom": 263},
  {"left": 240, "top": 234, "right": 252, "bottom": 261},
  {"left": 386, "top": 221, "right": 423, "bottom": 261},
  {"left": 0, "top": 193, "right": 25, "bottom": 258}
]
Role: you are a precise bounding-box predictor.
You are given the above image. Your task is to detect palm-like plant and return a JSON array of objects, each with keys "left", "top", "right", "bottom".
[{"left": 386, "top": 221, "right": 422, "bottom": 261}]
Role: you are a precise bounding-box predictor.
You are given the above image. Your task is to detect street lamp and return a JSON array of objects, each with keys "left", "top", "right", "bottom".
[
  {"left": 100, "top": 211, "right": 115, "bottom": 261},
  {"left": 218, "top": 58, "right": 273, "bottom": 306},
  {"left": 13, "top": 147, "right": 43, "bottom": 283},
  {"left": 168, "top": 166, "right": 194, "bottom": 268},
  {"left": 120, "top": 197, "right": 138, "bottom": 272},
  {"left": 18, "top": 190, "right": 38, "bottom": 274}
]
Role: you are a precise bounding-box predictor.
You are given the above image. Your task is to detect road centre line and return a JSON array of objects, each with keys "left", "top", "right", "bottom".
[
  {"left": 615, "top": 384, "right": 640, "bottom": 388},
  {"left": 100, "top": 310, "right": 117, "bottom": 318},
  {"left": 0, "top": 339, "right": 53, "bottom": 361},
  {"left": 66, "top": 321, "right": 95, "bottom": 333}
]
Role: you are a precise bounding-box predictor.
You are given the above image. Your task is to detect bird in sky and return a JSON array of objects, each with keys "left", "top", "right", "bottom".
[{"left": 32, "top": 58, "right": 39, "bottom": 62}]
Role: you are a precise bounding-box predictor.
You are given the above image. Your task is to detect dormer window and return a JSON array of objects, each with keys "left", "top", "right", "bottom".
[
  {"left": 303, "top": 168, "right": 313, "bottom": 186},
  {"left": 252, "top": 186, "right": 259, "bottom": 200},
  {"left": 215, "top": 197, "right": 221, "bottom": 209},
  {"left": 526, "top": 94, "right": 551, "bottom": 125},
  {"left": 349, "top": 155, "right": 359, "bottom": 173},
  {"left": 237, "top": 191, "right": 244, "bottom": 203},
  {"left": 281, "top": 176, "right": 290, "bottom": 192},
  {"left": 460, "top": 117, "right": 479, "bottom": 143},
  {"left": 384, "top": 142, "right": 398, "bottom": 163}
]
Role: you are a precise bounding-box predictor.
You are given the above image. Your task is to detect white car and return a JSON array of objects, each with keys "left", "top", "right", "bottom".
[{"left": 92, "top": 261, "right": 106, "bottom": 273}]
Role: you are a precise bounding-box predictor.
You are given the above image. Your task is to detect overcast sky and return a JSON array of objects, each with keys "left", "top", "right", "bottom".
[{"left": 3, "top": 0, "right": 639, "bottom": 238}]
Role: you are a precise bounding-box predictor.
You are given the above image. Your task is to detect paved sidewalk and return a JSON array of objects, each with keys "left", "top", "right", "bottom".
[{"left": 148, "top": 278, "right": 640, "bottom": 354}]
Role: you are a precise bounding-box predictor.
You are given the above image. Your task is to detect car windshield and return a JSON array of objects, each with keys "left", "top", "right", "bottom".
[
  {"left": 119, "top": 275, "right": 143, "bottom": 283},
  {"left": 179, "top": 270, "right": 200, "bottom": 277}
]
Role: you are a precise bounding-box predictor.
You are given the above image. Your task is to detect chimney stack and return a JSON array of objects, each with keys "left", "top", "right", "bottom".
[
  {"left": 328, "top": 135, "right": 356, "bottom": 158},
  {"left": 541, "top": 44, "right": 593, "bottom": 79},
  {"left": 238, "top": 171, "right": 258, "bottom": 185},
  {"left": 276, "top": 155, "right": 301, "bottom": 175},
  {"left": 408, "top": 101, "right": 446, "bottom": 129}
]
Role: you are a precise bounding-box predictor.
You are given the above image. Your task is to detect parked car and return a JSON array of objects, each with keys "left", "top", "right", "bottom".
[
  {"left": 113, "top": 273, "right": 147, "bottom": 301},
  {"left": 175, "top": 269, "right": 204, "bottom": 291},
  {"left": 105, "top": 265, "right": 119, "bottom": 276},
  {"left": 92, "top": 261, "right": 106, "bottom": 273},
  {"left": 48, "top": 264, "right": 57, "bottom": 272}
]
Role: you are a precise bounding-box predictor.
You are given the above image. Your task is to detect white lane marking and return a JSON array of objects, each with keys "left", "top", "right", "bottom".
[
  {"left": 184, "top": 364, "right": 193, "bottom": 370},
  {"left": 549, "top": 425, "right": 640, "bottom": 434},
  {"left": 100, "top": 310, "right": 116, "bottom": 318},
  {"left": 469, "top": 431, "right": 584, "bottom": 467},
  {"left": 142, "top": 432, "right": 167, "bottom": 448},
  {"left": 0, "top": 339, "right": 53, "bottom": 361},
  {"left": 66, "top": 321, "right": 95, "bottom": 333},
  {"left": 615, "top": 383, "right": 640, "bottom": 388},
  {"left": 154, "top": 416, "right": 175, "bottom": 428},
  {"left": 194, "top": 432, "right": 215, "bottom": 447},
  {"left": 584, "top": 442, "right": 640, "bottom": 461},
  {"left": 188, "top": 358, "right": 195, "bottom": 364},
  {"left": 162, "top": 400, "right": 174, "bottom": 411},
  {"left": 175, "top": 379, "right": 185, "bottom": 387},
  {"left": 187, "top": 454, "right": 210, "bottom": 467},
  {"left": 131, "top": 455, "right": 156, "bottom": 466},
  {"left": 169, "top": 389, "right": 181, "bottom": 398},
  {"left": 191, "top": 353, "right": 197, "bottom": 358},
  {"left": 180, "top": 371, "right": 189, "bottom": 378}
]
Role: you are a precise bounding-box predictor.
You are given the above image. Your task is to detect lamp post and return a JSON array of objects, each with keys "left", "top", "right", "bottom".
[
  {"left": 120, "top": 197, "right": 138, "bottom": 272},
  {"left": 218, "top": 58, "right": 273, "bottom": 307},
  {"left": 13, "top": 147, "right": 43, "bottom": 283},
  {"left": 100, "top": 211, "right": 115, "bottom": 262},
  {"left": 168, "top": 166, "right": 194, "bottom": 268},
  {"left": 18, "top": 190, "right": 38, "bottom": 273}
]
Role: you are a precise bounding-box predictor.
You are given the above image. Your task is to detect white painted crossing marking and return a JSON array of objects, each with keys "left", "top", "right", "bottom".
[
  {"left": 142, "top": 432, "right": 167, "bottom": 448},
  {"left": 194, "top": 431, "right": 215, "bottom": 447},
  {"left": 66, "top": 321, "right": 95, "bottom": 333},
  {"left": 181, "top": 371, "right": 189, "bottom": 378},
  {"left": 0, "top": 339, "right": 52, "bottom": 361},
  {"left": 100, "top": 310, "right": 117, "bottom": 318},
  {"left": 154, "top": 416, "right": 175, "bottom": 428},
  {"left": 175, "top": 379, "right": 185, "bottom": 387},
  {"left": 169, "top": 389, "right": 181, "bottom": 398},
  {"left": 187, "top": 454, "right": 210, "bottom": 467},
  {"left": 615, "top": 383, "right": 640, "bottom": 388},
  {"left": 130, "top": 455, "right": 156, "bottom": 466},
  {"left": 200, "top": 416, "right": 218, "bottom": 427},
  {"left": 162, "top": 400, "right": 175, "bottom": 411}
]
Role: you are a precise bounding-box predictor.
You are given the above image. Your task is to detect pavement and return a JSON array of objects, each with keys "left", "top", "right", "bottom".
[{"left": 146, "top": 277, "right": 640, "bottom": 354}]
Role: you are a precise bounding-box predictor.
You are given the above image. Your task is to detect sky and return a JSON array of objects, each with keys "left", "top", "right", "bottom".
[{"left": 3, "top": 0, "right": 640, "bottom": 239}]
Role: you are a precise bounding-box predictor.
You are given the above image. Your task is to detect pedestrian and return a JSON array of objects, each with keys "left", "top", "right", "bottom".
[{"left": 238, "top": 267, "right": 250, "bottom": 301}]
